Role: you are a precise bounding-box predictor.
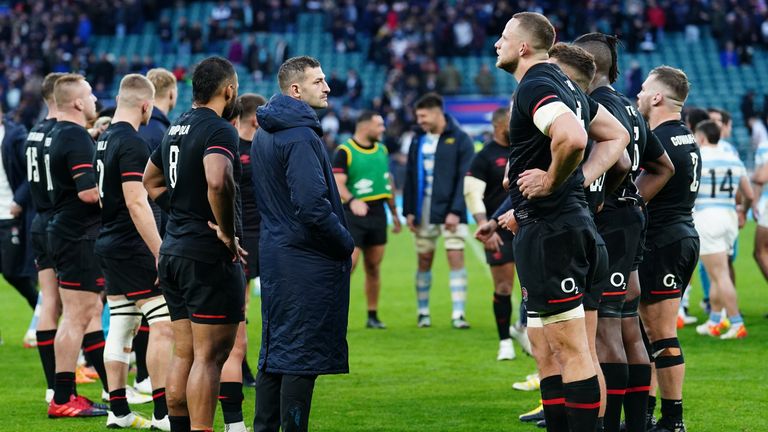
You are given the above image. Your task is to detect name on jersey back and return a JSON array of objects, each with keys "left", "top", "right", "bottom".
[{"left": 670, "top": 134, "right": 695, "bottom": 146}]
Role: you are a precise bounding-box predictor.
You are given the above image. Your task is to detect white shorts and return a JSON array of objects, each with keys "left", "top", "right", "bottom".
[
  {"left": 694, "top": 208, "right": 738, "bottom": 255},
  {"left": 415, "top": 223, "right": 468, "bottom": 254}
]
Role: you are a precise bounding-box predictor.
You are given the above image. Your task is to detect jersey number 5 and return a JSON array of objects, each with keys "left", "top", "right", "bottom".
[{"left": 169, "top": 145, "right": 180, "bottom": 188}]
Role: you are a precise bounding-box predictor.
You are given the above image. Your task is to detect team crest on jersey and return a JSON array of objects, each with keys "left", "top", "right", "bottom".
[
  {"left": 495, "top": 157, "right": 506, "bottom": 167},
  {"left": 240, "top": 154, "right": 250, "bottom": 164},
  {"left": 354, "top": 178, "right": 374, "bottom": 195},
  {"left": 445, "top": 138, "right": 455, "bottom": 144}
]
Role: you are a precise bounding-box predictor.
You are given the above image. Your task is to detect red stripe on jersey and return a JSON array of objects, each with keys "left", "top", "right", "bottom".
[
  {"left": 83, "top": 341, "right": 106, "bottom": 352},
  {"left": 532, "top": 95, "right": 558, "bottom": 116},
  {"left": 602, "top": 291, "right": 626, "bottom": 296},
  {"left": 71, "top": 163, "right": 93, "bottom": 171},
  {"left": 126, "top": 289, "right": 152, "bottom": 297},
  {"left": 548, "top": 293, "right": 583, "bottom": 304},
  {"left": 121, "top": 172, "right": 144, "bottom": 177},
  {"left": 59, "top": 280, "right": 81, "bottom": 287},
  {"left": 625, "top": 386, "right": 651, "bottom": 393},
  {"left": 192, "top": 313, "right": 227, "bottom": 319},
  {"left": 650, "top": 289, "right": 680, "bottom": 295},
  {"left": 207, "top": 146, "right": 234, "bottom": 159},
  {"left": 542, "top": 398, "right": 566, "bottom": 406},
  {"left": 332, "top": 168, "right": 344, "bottom": 173}
]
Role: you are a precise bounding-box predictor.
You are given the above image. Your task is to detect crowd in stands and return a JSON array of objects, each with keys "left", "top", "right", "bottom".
[{"left": 2, "top": 0, "right": 768, "bottom": 144}]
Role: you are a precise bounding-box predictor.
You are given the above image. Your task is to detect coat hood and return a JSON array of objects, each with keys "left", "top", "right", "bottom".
[{"left": 256, "top": 94, "right": 323, "bottom": 136}]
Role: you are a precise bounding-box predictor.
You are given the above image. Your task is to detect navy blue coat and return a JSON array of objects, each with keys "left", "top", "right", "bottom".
[
  {"left": 138, "top": 107, "right": 171, "bottom": 152},
  {"left": 251, "top": 94, "right": 353, "bottom": 375},
  {"left": 1, "top": 119, "right": 35, "bottom": 277},
  {"left": 402, "top": 114, "right": 474, "bottom": 224}
]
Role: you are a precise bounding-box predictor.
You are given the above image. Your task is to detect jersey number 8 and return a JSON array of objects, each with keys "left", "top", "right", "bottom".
[{"left": 169, "top": 144, "right": 180, "bottom": 188}]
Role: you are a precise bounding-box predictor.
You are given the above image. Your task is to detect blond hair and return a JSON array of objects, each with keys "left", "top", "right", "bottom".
[
  {"left": 146, "top": 68, "right": 177, "bottom": 98},
  {"left": 117, "top": 74, "right": 155, "bottom": 108},
  {"left": 54, "top": 74, "right": 87, "bottom": 110}
]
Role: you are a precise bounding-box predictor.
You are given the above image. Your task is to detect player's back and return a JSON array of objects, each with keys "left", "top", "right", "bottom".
[
  {"left": 696, "top": 145, "right": 745, "bottom": 213},
  {"left": 507, "top": 63, "right": 595, "bottom": 221},
  {"left": 153, "top": 107, "right": 240, "bottom": 263},
  {"left": 468, "top": 141, "right": 509, "bottom": 215},
  {"left": 46, "top": 120, "right": 100, "bottom": 239},
  {"left": 647, "top": 120, "right": 701, "bottom": 236},
  {"left": 94, "top": 122, "right": 152, "bottom": 257},
  {"left": 24, "top": 118, "right": 57, "bottom": 213}
]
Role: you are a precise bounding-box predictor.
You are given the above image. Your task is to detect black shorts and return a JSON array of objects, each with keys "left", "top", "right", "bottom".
[
  {"left": 485, "top": 230, "right": 515, "bottom": 266},
  {"left": 241, "top": 230, "right": 260, "bottom": 279},
  {"left": 345, "top": 210, "right": 387, "bottom": 248},
  {"left": 595, "top": 205, "right": 645, "bottom": 304},
  {"left": 514, "top": 210, "right": 598, "bottom": 315},
  {"left": 98, "top": 253, "right": 160, "bottom": 300},
  {"left": 584, "top": 233, "right": 608, "bottom": 312},
  {"left": 639, "top": 236, "right": 700, "bottom": 302},
  {"left": 0, "top": 219, "right": 27, "bottom": 276},
  {"left": 159, "top": 254, "right": 246, "bottom": 324},
  {"left": 48, "top": 234, "right": 104, "bottom": 293},
  {"left": 31, "top": 213, "right": 54, "bottom": 271}
]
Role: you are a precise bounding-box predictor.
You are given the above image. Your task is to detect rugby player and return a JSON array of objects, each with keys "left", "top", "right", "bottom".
[
  {"left": 46, "top": 74, "right": 109, "bottom": 417},
  {"left": 573, "top": 33, "right": 675, "bottom": 432},
  {"left": 143, "top": 56, "right": 245, "bottom": 432},
  {"left": 24, "top": 72, "right": 65, "bottom": 403},
  {"left": 464, "top": 107, "right": 518, "bottom": 359},
  {"left": 693, "top": 120, "right": 754, "bottom": 340},
  {"left": 403, "top": 93, "right": 475, "bottom": 329},
  {"left": 333, "top": 110, "right": 402, "bottom": 329},
  {"left": 95, "top": 74, "right": 173, "bottom": 430},
  {"left": 477, "top": 13, "right": 629, "bottom": 432},
  {"left": 636, "top": 66, "right": 701, "bottom": 432}
]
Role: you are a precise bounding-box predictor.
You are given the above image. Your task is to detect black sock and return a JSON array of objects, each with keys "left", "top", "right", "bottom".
[
  {"left": 219, "top": 381, "right": 244, "bottom": 424},
  {"left": 492, "top": 293, "right": 512, "bottom": 340},
  {"left": 36, "top": 329, "right": 57, "bottom": 389},
  {"left": 82, "top": 330, "right": 108, "bottom": 391},
  {"left": 53, "top": 372, "right": 76, "bottom": 404},
  {"left": 595, "top": 417, "right": 604, "bottom": 432},
  {"left": 169, "top": 415, "right": 191, "bottom": 432},
  {"left": 623, "top": 364, "right": 651, "bottom": 432},
  {"left": 540, "top": 375, "right": 568, "bottom": 432},
  {"left": 647, "top": 394, "right": 657, "bottom": 417},
  {"left": 133, "top": 320, "right": 150, "bottom": 382},
  {"left": 242, "top": 358, "right": 255, "bottom": 382},
  {"left": 600, "top": 363, "right": 628, "bottom": 432},
  {"left": 153, "top": 387, "right": 168, "bottom": 419},
  {"left": 110, "top": 388, "right": 130, "bottom": 416},
  {"left": 7, "top": 276, "right": 38, "bottom": 309},
  {"left": 367, "top": 310, "right": 377, "bottom": 320},
  {"left": 660, "top": 398, "right": 683, "bottom": 425},
  {"left": 563, "top": 375, "right": 600, "bottom": 432}
]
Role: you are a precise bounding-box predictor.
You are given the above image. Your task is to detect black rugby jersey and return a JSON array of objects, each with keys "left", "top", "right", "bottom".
[
  {"left": 238, "top": 137, "right": 261, "bottom": 233},
  {"left": 149, "top": 107, "right": 241, "bottom": 263},
  {"left": 590, "top": 86, "right": 664, "bottom": 209},
  {"left": 467, "top": 140, "right": 510, "bottom": 215},
  {"left": 507, "top": 62, "right": 598, "bottom": 222},
  {"left": 94, "top": 122, "right": 153, "bottom": 258},
  {"left": 646, "top": 120, "right": 701, "bottom": 243},
  {"left": 24, "top": 118, "right": 57, "bottom": 217},
  {"left": 46, "top": 120, "right": 100, "bottom": 240}
]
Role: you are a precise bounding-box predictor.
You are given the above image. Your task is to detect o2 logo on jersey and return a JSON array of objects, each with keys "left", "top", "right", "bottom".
[
  {"left": 610, "top": 272, "right": 627, "bottom": 290},
  {"left": 663, "top": 274, "right": 677, "bottom": 289},
  {"left": 561, "top": 278, "right": 579, "bottom": 294}
]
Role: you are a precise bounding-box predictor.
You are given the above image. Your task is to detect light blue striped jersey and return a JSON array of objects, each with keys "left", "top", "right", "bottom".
[
  {"left": 695, "top": 144, "right": 746, "bottom": 212},
  {"left": 718, "top": 139, "right": 739, "bottom": 158}
]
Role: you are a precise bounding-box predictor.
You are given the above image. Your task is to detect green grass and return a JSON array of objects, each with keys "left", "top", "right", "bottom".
[{"left": 1, "top": 223, "right": 767, "bottom": 431}]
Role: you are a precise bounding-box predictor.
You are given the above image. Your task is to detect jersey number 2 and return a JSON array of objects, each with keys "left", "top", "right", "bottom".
[{"left": 689, "top": 152, "right": 700, "bottom": 192}]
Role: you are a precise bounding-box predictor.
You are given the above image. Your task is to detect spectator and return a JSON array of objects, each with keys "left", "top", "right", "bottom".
[
  {"left": 625, "top": 61, "right": 644, "bottom": 100},
  {"left": 438, "top": 61, "right": 462, "bottom": 95},
  {"left": 321, "top": 109, "right": 340, "bottom": 142},
  {"left": 158, "top": 16, "right": 173, "bottom": 54},
  {"left": 346, "top": 69, "right": 364, "bottom": 107},
  {"left": 228, "top": 36, "right": 243, "bottom": 64},
  {"left": 749, "top": 117, "right": 768, "bottom": 151},
  {"left": 720, "top": 41, "right": 739, "bottom": 68},
  {"left": 474, "top": 64, "right": 495, "bottom": 95},
  {"left": 211, "top": 0, "right": 232, "bottom": 21}
]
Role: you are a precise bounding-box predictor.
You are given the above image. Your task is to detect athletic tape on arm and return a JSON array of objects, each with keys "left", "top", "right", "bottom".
[{"left": 463, "top": 176, "right": 487, "bottom": 216}]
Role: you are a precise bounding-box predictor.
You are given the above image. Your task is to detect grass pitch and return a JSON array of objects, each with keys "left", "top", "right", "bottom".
[{"left": 0, "top": 223, "right": 766, "bottom": 431}]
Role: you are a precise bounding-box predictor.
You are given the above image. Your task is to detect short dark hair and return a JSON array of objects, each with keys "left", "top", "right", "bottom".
[
  {"left": 650, "top": 66, "right": 689, "bottom": 102},
  {"left": 707, "top": 107, "right": 732, "bottom": 125},
  {"left": 492, "top": 107, "right": 509, "bottom": 124},
  {"left": 192, "top": 56, "right": 236, "bottom": 104},
  {"left": 356, "top": 110, "right": 381, "bottom": 125},
  {"left": 278, "top": 56, "right": 321, "bottom": 92},
  {"left": 686, "top": 107, "right": 710, "bottom": 132},
  {"left": 42, "top": 72, "right": 66, "bottom": 102},
  {"left": 223, "top": 100, "right": 242, "bottom": 122},
  {"left": 513, "top": 12, "right": 555, "bottom": 51},
  {"left": 414, "top": 92, "right": 444, "bottom": 111},
  {"left": 548, "top": 43, "right": 596, "bottom": 90},
  {"left": 238, "top": 93, "right": 266, "bottom": 120},
  {"left": 696, "top": 120, "right": 721, "bottom": 144},
  {"left": 573, "top": 32, "right": 621, "bottom": 84}
]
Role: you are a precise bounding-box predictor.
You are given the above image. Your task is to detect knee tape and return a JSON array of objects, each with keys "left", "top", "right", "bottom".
[
  {"left": 140, "top": 296, "right": 171, "bottom": 325},
  {"left": 651, "top": 338, "right": 684, "bottom": 369},
  {"left": 105, "top": 299, "right": 142, "bottom": 364}
]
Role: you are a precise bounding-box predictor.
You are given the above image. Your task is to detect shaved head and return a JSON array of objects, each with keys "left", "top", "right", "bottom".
[
  {"left": 573, "top": 33, "right": 620, "bottom": 83},
  {"left": 117, "top": 74, "right": 155, "bottom": 109},
  {"left": 42, "top": 72, "right": 66, "bottom": 103}
]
